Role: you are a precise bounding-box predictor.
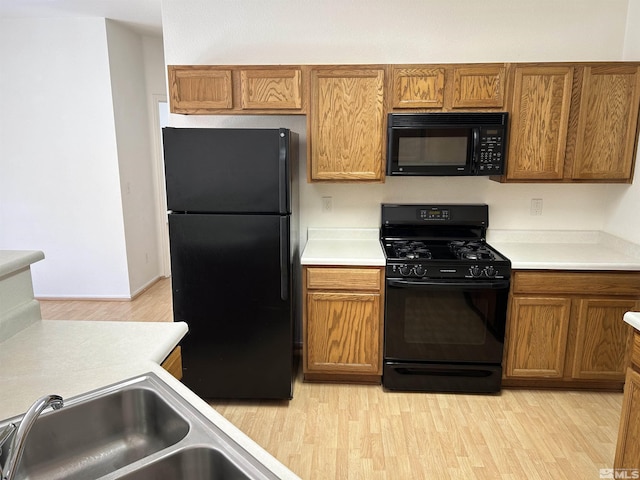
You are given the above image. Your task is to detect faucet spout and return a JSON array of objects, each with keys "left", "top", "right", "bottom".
[{"left": 0, "top": 394, "right": 63, "bottom": 480}]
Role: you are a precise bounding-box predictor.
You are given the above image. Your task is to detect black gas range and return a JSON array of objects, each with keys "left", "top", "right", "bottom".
[{"left": 381, "top": 204, "right": 512, "bottom": 394}]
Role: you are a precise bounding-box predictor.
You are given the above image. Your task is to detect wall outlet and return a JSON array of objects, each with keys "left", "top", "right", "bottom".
[
  {"left": 530, "top": 198, "right": 543, "bottom": 216},
  {"left": 321, "top": 196, "right": 332, "bottom": 213}
]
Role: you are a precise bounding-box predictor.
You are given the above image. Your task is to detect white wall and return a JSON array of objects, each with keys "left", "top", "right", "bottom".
[
  {"left": 0, "top": 17, "right": 167, "bottom": 298},
  {"left": 106, "top": 20, "right": 162, "bottom": 295},
  {"left": 0, "top": 17, "right": 131, "bottom": 298},
  {"left": 161, "top": 0, "right": 637, "bottom": 245},
  {"left": 605, "top": 0, "right": 640, "bottom": 243}
]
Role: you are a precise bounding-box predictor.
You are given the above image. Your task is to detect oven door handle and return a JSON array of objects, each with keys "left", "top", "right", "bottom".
[{"left": 387, "top": 279, "right": 510, "bottom": 290}]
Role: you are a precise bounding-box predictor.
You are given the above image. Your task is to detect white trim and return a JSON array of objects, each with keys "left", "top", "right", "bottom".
[{"left": 150, "top": 93, "right": 170, "bottom": 277}]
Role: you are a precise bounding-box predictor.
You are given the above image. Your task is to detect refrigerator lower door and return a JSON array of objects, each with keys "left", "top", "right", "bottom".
[{"left": 169, "top": 213, "right": 293, "bottom": 399}]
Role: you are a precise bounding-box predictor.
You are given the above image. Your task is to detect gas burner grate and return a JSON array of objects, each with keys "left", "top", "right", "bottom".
[
  {"left": 449, "top": 240, "right": 496, "bottom": 261},
  {"left": 392, "top": 241, "right": 432, "bottom": 260}
]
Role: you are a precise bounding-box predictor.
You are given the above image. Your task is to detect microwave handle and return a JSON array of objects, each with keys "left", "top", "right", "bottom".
[{"left": 472, "top": 128, "right": 480, "bottom": 172}]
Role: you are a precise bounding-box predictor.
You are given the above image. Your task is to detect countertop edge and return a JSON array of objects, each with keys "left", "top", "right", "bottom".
[
  {"left": 624, "top": 312, "right": 640, "bottom": 331},
  {"left": 0, "top": 250, "right": 44, "bottom": 277}
]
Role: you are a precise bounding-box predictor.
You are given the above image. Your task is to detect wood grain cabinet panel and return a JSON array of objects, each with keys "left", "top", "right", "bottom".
[
  {"left": 309, "top": 67, "right": 385, "bottom": 181},
  {"left": 572, "top": 299, "right": 635, "bottom": 380},
  {"left": 615, "top": 334, "right": 640, "bottom": 469},
  {"left": 505, "top": 271, "right": 640, "bottom": 389},
  {"left": 506, "top": 66, "right": 573, "bottom": 180},
  {"left": 303, "top": 266, "right": 385, "bottom": 382},
  {"left": 240, "top": 68, "right": 302, "bottom": 110},
  {"left": 572, "top": 65, "right": 640, "bottom": 180},
  {"left": 452, "top": 65, "right": 506, "bottom": 108},
  {"left": 506, "top": 297, "right": 571, "bottom": 378},
  {"left": 306, "top": 291, "right": 380, "bottom": 374},
  {"left": 161, "top": 346, "right": 183, "bottom": 380},
  {"left": 168, "top": 67, "right": 233, "bottom": 112},
  {"left": 391, "top": 67, "right": 445, "bottom": 108}
]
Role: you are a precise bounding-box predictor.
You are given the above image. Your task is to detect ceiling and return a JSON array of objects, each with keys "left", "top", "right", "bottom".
[{"left": 0, "top": 0, "right": 163, "bottom": 36}]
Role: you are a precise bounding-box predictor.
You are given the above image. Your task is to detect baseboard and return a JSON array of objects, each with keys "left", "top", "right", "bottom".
[{"left": 36, "top": 276, "right": 167, "bottom": 302}]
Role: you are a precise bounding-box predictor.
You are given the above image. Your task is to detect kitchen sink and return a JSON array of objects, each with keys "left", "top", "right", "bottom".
[
  {"left": 0, "top": 373, "right": 281, "bottom": 480},
  {"left": 117, "top": 447, "right": 255, "bottom": 480}
]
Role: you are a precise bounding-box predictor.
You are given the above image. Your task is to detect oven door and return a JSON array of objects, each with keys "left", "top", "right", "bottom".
[{"left": 384, "top": 278, "right": 509, "bottom": 364}]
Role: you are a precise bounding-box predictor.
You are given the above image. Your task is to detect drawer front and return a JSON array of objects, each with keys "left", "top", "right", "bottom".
[
  {"left": 306, "top": 267, "right": 382, "bottom": 291},
  {"left": 512, "top": 271, "right": 640, "bottom": 296}
]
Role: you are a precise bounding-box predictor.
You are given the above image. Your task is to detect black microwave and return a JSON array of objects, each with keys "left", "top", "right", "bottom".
[{"left": 387, "top": 112, "right": 508, "bottom": 176}]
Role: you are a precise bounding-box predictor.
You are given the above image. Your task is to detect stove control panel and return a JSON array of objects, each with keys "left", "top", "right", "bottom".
[{"left": 387, "top": 263, "right": 509, "bottom": 280}]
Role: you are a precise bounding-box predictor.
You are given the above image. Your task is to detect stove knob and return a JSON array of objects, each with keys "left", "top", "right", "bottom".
[
  {"left": 399, "top": 265, "right": 413, "bottom": 277},
  {"left": 414, "top": 265, "right": 426, "bottom": 277},
  {"left": 484, "top": 266, "right": 496, "bottom": 277},
  {"left": 469, "top": 265, "right": 481, "bottom": 277}
]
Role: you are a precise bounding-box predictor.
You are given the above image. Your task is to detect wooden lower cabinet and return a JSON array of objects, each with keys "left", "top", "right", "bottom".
[
  {"left": 504, "top": 271, "right": 640, "bottom": 389},
  {"left": 303, "top": 266, "right": 384, "bottom": 383},
  {"left": 161, "top": 346, "right": 183, "bottom": 380},
  {"left": 615, "top": 331, "right": 640, "bottom": 469}
]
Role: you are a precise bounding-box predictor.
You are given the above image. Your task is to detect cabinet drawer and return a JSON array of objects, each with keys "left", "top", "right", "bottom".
[
  {"left": 512, "top": 271, "right": 640, "bottom": 296},
  {"left": 306, "top": 267, "right": 382, "bottom": 291}
]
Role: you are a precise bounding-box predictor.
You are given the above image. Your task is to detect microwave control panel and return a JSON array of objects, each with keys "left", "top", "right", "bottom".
[{"left": 477, "top": 128, "right": 505, "bottom": 174}]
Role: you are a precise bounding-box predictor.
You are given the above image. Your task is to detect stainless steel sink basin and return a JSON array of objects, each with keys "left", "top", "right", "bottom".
[
  {"left": 0, "top": 385, "right": 189, "bottom": 480},
  {"left": 0, "top": 373, "right": 283, "bottom": 480},
  {"left": 117, "top": 447, "right": 255, "bottom": 480}
]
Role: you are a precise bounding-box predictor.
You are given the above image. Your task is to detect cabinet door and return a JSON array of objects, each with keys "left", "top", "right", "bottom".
[
  {"left": 571, "top": 298, "right": 636, "bottom": 380},
  {"left": 506, "top": 66, "right": 573, "bottom": 180},
  {"left": 309, "top": 67, "right": 385, "bottom": 181},
  {"left": 505, "top": 296, "right": 571, "bottom": 378},
  {"left": 615, "top": 367, "right": 640, "bottom": 469},
  {"left": 391, "top": 67, "right": 445, "bottom": 108},
  {"left": 572, "top": 65, "right": 640, "bottom": 180},
  {"left": 168, "top": 67, "right": 233, "bottom": 113},
  {"left": 452, "top": 65, "right": 506, "bottom": 108},
  {"left": 306, "top": 291, "right": 381, "bottom": 375},
  {"left": 240, "top": 68, "right": 302, "bottom": 110}
]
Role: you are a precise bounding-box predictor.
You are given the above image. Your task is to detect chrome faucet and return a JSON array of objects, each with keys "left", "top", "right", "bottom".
[{"left": 0, "top": 394, "right": 64, "bottom": 480}]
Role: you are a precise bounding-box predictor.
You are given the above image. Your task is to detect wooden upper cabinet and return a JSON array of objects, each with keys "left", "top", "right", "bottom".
[
  {"left": 309, "top": 66, "right": 385, "bottom": 182},
  {"left": 168, "top": 66, "right": 233, "bottom": 113},
  {"left": 390, "top": 64, "right": 506, "bottom": 110},
  {"left": 571, "top": 65, "right": 640, "bottom": 180},
  {"left": 167, "top": 65, "right": 305, "bottom": 114},
  {"left": 452, "top": 65, "right": 506, "bottom": 108},
  {"left": 240, "top": 68, "right": 302, "bottom": 110},
  {"left": 392, "top": 67, "right": 445, "bottom": 108},
  {"left": 506, "top": 65, "right": 573, "bottom": 180}
]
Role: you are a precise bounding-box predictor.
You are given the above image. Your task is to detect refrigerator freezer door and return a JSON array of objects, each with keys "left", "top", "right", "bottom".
[
  {"left": 169, "top": 213, "right": 293, "bottom": 399},
  {"left": 163, "top": 128, "right": 290, "bottom": 214}
]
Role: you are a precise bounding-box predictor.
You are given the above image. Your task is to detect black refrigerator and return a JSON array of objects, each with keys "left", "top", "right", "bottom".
[{"left": 163, "top": 127, "right": 298, "bottom": 400}]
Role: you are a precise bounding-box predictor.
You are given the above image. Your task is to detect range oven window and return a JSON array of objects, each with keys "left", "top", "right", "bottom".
[
  {"left": 403, "top": 291, "right": 489, "bottom": 345},
  {"left": 396, "top": 129, "right": 471, "bottom": 167},
  {"left": 385, "top": 281, "right": 508, "bottom": 364}
]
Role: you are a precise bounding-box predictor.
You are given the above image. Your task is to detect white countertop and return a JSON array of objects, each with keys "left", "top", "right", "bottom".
[
  {"left": 0, "top": 320, "right": 188, "bottom": 418},
  {"left": 0, "top": 250, "right": 44, "bottom": 277},
  {"left": 624, "top": 312, "right": 640, "bottom": 331},
  {"left": 488, "top": 230, "right": 640, "bottom": 271},
  {"left": 0, "top": 319, "right": 300, "bottom": 479},
  {"left": 301, "top": 228, "right": 385, "bottom": 266}
]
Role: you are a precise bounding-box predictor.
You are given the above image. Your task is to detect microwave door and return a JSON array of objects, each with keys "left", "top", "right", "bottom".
[{"left": 388, "top": 128, "right": 473, "bottom": 176}]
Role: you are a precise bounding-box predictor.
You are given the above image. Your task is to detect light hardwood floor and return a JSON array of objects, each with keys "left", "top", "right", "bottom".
[{"left": 40, "top": 277, "right": 624, "bottom": 479}]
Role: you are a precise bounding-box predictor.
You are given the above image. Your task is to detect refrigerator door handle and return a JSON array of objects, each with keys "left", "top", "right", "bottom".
[
  {"left": 279, "top": 216, "right": 289, "bottom": 301},
  {"left": 278, "top": 130, "right": 289, "bottom": 214}
]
